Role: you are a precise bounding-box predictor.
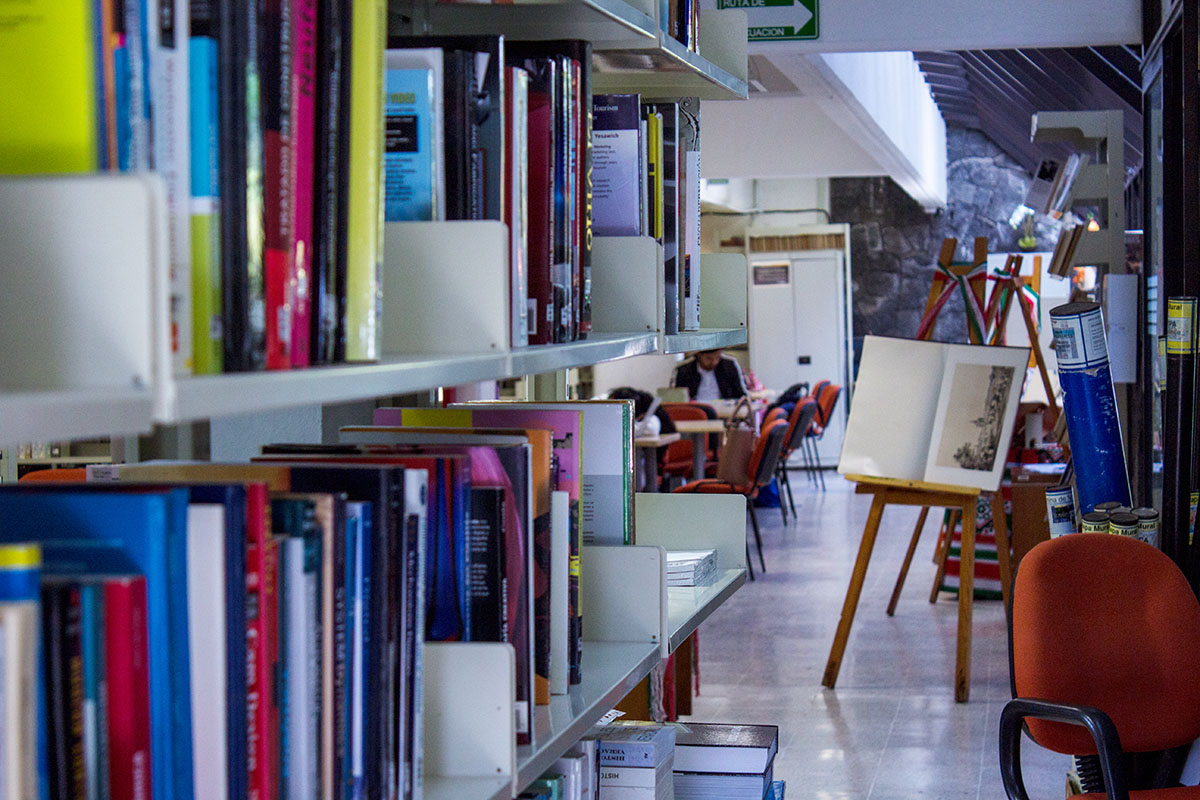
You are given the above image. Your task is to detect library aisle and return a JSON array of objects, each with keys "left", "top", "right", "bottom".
[{"left": 683, "top": 474, "right": 1067, "bottom": 800}]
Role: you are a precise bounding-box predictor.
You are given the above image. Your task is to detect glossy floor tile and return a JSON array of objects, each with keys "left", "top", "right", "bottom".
[{"left": 682, "top": 474, "right": 1070, "bottom": 799}]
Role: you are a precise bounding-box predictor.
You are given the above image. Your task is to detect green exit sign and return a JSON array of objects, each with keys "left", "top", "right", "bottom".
[{"left": 717, "top": 0, "right": 818, "bottom": 41}]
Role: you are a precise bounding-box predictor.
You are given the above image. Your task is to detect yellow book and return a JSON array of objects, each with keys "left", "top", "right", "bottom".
[
  {"left": 344, "top": 0, "right": 386, "bottom": 361},
  {"left": 646, "top": 111, "right": 664, "bottom": 242},
  {"left": 0, "top": 0, "right": 98, "bottom": 173}
]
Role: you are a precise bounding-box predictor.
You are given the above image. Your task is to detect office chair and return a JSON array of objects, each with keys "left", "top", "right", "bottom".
[
  {"left": 803, "top": 384, "right": 842, "bottom": 491},
  {"left": 776, "top": 399, "right": 821, "bottom": 516},
  {"left": 1000, "top": 533, "right": 1200, "bottom": 800},
  {"left": 673, "top": 419, "right": 788, "bottom": 580}
]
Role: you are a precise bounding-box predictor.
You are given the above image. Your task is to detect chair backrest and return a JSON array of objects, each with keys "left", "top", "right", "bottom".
[
  {"left": 1012, "top": 534, "right": 1200, "bottom": 755},
  {"left": 816, "top": 384, "right": 841, "bottom": 427},
  {"left": 661, "top": 402, "right": 712, "bottom": 423},
  {"left": 763, "top": 407, "right": 789, "bottom": 428},
  {"left": 810, "top": 380, "right": 831, "bottom": 408},
  {"left": 748, "top": 419, "right": 789, "bottom": 489},
  {"left": 786, "top": 399, "right": 821, "bottom": 452}
]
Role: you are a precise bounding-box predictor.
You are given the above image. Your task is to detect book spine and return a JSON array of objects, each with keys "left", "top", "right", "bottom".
[
  {"left": 343, "top": 0, "right": 385, "bottom": 362},
  {"left": 288, "top": 0, "right": 317, "bottom": 367},
  {"left": 104, "top": 578, "right": 151, "bottom": 800},
  {"left": 42, "top": 585, "right": 68, "bottom": 800},
  {"left": 335, "top": 504, "right": 352, "bottom": 798},
  {"left": 597, "top": 742, "right": 659, "bottom": 767},
  {"left": 64, "top": 587, "right": 85, "bottom": 800},
  {"left": 189, "top": 0, "right": 224, "bottom": 374},
  {"left": 148, "top": 0, "right": 193, "bottom": 374},
  {"left": 407, "top": 471, "right": 428, "bottom": 800},
  {"left": 79, "top": 585, "right": 104, "bottom": 800},
  {"left": 246, "top": 495, "right": 276, "bottom": 800},
  {"left": 262, "top": 0, "right": 294, "bottom": 369},
  {"left": 577, "top": 49, "right": 593, "bottom": 337},
  {"left": 124, "top": 0, "right": 149, "bottom": 170}
]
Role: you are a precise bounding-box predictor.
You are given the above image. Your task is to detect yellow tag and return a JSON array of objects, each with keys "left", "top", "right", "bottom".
[{"left": 0, "top": 544, "right": 42, "bottom": 570}]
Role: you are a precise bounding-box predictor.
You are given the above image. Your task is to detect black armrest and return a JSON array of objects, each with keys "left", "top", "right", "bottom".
[{"left": 999, "top": 698, "right": 1129, "bottom": 800}]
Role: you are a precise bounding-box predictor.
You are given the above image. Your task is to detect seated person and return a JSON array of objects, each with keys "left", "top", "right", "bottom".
[
  {"left": 608, "top": 387, "right": 677, "bottom": 439},
  {"left": 672, "top": 348, "right": 748, "bottom": 401}
]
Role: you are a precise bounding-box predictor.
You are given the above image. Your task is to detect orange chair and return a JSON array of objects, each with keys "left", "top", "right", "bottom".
[
  {"left": 673, "top": 419, "right": 789, "bottom": 580},
  {"left": 1001, "top": 534, "right": 1200, "bottom": 799},
  {"left": 803, "top": 384, "right": 842, "bottom": 491},
  {"left": 775, "top": 399, "right": 821, "bottom": 516},
  {"left": 660, "top": 402, "right": 719, "bottom": 483}
]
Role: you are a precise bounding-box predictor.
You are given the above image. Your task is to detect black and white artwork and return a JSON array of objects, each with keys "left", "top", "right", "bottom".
[{"left": 934, "top": 364, "right": 1017, "bottom": 471}]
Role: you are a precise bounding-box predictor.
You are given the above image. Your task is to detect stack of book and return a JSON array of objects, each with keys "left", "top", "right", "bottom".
[
  {"left": 666, "top": 550, "right": 717, "bottom": 587},
  {"left": 385, "top": 36, "right": 595, "bottom": 346},
  {"left": 673, "top": 723, "right": 779, "bottom": 800},
  {"left": 590, "top": 720, "right": 677, "bottom": 800},
  {"left": 0, "top": 396, "right": 640, "bottom": 799},
  {"left": 521, "top": 742, "right": 601, "bottom": 799},
  {"left": 0, "top": 0, "right": 390, "bottom": 374},
  {"left": 592, "top": 93, "right": 702, "bottom": 335}
]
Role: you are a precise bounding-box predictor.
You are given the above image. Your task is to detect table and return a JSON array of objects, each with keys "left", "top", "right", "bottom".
[
  {"left": 708, "top": 398, "right": 767, "bottom": 420},
  {"left": 672, "top": 419, "right": 726, "bottom": 480},
  {"left": 821, "top": 474, "right": 1013, "bottom": 703},
  {"left": 634, "top": 432, "right": 680, "bottom": 491}
]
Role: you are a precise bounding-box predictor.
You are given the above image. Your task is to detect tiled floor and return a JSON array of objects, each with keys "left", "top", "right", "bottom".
[{"left": 683, "top": 473, "right": 1069, "bottom": 799}]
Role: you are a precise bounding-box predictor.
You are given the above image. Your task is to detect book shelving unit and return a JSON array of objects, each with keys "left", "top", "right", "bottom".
[{"left": 0, "top": 3, "right": 751, "bottom": 797}]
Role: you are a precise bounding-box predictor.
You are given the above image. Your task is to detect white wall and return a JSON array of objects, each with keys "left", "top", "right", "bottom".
[
  {"left": 741, "top": 0, "right": 1140, "bottom": 52},
  {"left": 700, "top": 178, "right": 831, "bottom": 253},
  {"left": 591, "top": 353, "right": 686, "bottom": 398}
]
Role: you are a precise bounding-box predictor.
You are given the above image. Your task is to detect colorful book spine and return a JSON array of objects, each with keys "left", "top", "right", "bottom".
[
  {"left": 0, "top": 545, "right": 42, "bottom": 800},
  {"left": 246, "top": 488, "right": 276, "bottom": 800},
  {"left": 506, "top": 65, "right": 530, "bottom": 347},
  {"left": 104, "top": 577, "right": 151, "bottom": 800},
  {"left": 343, "top": 0, "right": 385, "bottom": 362},
  {"left": 383, "top": 53, "right": 439, "bottom": 222},
  {"left": 592, "top": 94, "right": 643, "bottom": 237},
  {"left": 263, "top": 0, "right": 295, "bottom": 370},
  {"left": 288, "top": 0, "right": 318, "bottom": 367},
  {"left": 190, "top": 1, "right": 223, "bottom": 374}
]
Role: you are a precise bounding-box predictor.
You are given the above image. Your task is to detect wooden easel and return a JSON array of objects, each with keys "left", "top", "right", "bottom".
[{"left": 822, "top": 475, "right": 1014, "bottom": 703}]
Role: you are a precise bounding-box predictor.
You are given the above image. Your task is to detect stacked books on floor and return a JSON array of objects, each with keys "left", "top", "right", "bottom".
[
  {"left": 0, "top": 397, "right": 642, "bottom": 797},
  {"left": 666, "top": 550, "right": 717, "bottom": 587},
  {"left": 592, "top": 94, "right": 702, "bottom": 335},
  {"left": 674, "top": 723, "right": 779, "bottom": 800},
  {"left": 592, "top": 720, "right": 677, "bottom": 799}
]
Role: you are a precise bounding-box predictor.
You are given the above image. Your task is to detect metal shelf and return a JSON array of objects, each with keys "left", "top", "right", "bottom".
[
  {"left": 423, "top": 777, "right": 512, "bottom": 800},
  {"left": 661, "top": 327, "right": 747, "bottom": 354},
  {"left": 593, "top": 34, "right": 748, "bottom": 100},
  {"left": 163, "top": 333, "right": 657, "bottom": 423},
  {"left": 509, "top": 333, "right": 658, "bottom": 376},
  {"left": 667, "top": 568, "right": 746, "bottom": 651},
  {"left": 516, "top": 640, "right": 660, "bottom": 789},
  {"left": 0, "top": 388, "right": 155, "bottom": 445},
  {"left": 425, "top": 0, "right": 658, "bottom": 46}
]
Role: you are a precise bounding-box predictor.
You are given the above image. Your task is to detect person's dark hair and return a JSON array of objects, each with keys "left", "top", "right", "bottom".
[{"left": 609, "top": 386, "right": 654, "bottom": 418}]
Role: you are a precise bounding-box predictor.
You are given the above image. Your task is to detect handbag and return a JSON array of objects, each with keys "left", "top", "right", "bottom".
[{"left": 716, "top": 396, "right": 758, "bottom": 485}]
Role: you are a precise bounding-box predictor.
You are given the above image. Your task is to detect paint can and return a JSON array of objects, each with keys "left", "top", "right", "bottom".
[
  {"left": 1049, "top": 302, "right": 1131, "bottom": 512},
  {"left": 1081, "top": 511, "right": 1111, "bottom": 533},
  {"left": 1133, "top": 507, "right": 1161, "bottom": 548},
  {"left": 1044, "top": 486, "right": 1076, "bottom": 538},
  {"left": 1108, "top": 511, "right": 1138, "bottom": 538}
]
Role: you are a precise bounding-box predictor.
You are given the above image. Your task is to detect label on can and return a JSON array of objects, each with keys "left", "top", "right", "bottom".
[
  {"left": 1050, "top": 306, "right": 1109, "bottom": 371},
  {"left": 1108, "top": 512, "right": 1138, "bottom": 538},
  {"left": 1134, "top": 508, "right": 1160, "bottom": 548},
  {"left": 1167, "top": 298, "right": 1197, "bottom": 355},
  {"left": 1081, "top": 511, "right": 1110, "bottom": 533},
  {"left": 1045, "top": 487, "right": 1076, "bottom": 538}
]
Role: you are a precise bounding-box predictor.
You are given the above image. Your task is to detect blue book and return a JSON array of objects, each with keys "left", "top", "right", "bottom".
[
  {"left": 384, "top": 50, "right": 443, "bottom": 221},
  {"left": 771, "top": 780, "right": 786, "bottom": 799},
  {"left": 347, "top": 501, "right": 369, "bottom": 800},
  {"left": 0, "top": 487, "right": 194, "bottom": 800},
  {"left": 426, "top": 461, "right": 463, "bottom": 641},
  {"left": 79, "top": 583, "right": 106, "bottom": 800},
  {"left": 453, "top": 459, "right": 471, "bottom": 640},
  {"left": 345, "top": 502, "right": 362, "bottom": 799}
]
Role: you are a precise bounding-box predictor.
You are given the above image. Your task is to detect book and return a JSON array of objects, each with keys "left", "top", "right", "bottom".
[
  {"left": 592, "top": 94, "right": 643, "bottom": 237},
  {"left": 186, "top": 503, "right": 229, "bottom": 800},
  {"left": 677, "top": 97, "right": 700, "bottom": 332},
  {"left": 673, "top": 764, "right": 774, "bottom": 800},
  {"left": 0, "top": 0, "right": 99, "bottom": 174},
  {"left": 672, "top": 722, "right": 778, "bottom": 774},
  {"left": 384, "top": 48, "right": 445, "bottom": 222},
  {"left": 104, "top": 576, "right": 152, "bottom": 800},
  {"left": 189, "top": 0, "right": 224, "bottom": 374},
  {"left": 311, "top": 0, "right": 352, "bottom": 365},
  {"left": 554, "top": 751, "right": 586, "bottom": 800},
  {"left": 343, "top": 0, "right": 386, "bottom": 363},
  {"left": 592, "top": 720, "right": 676, "bottom": 768},
  {"left": 771, "top": 780, "right": 785, "bottom": 799},
  {"left": 507, "top": 65, "right": 531, "bottom": 347},
  {"left": 665, "top": 549, "right": 716, "bottom": 588},
  {"left": 645, "top": 102, "right": 679, "bottom": 335},
  {"left": 263, "top": 0, "right": 296, "bottom": 370},
  {"left": 550, "top": 491, "right": 569, "bottom": 695},
  {"left": 287, "top": 0, "right": 318, "bottom": 368},
  {"left": 78, "top": 582, "right": 105, "bottom": 800},
  {"left": 148, "top": 0, "right": 193, "bottom": 375},
  {"left": 837, "top": 336, "right": 1030, "bottom": 491},
  {"left": 0, "top": 574, "right": 32, "bottom": 796}
]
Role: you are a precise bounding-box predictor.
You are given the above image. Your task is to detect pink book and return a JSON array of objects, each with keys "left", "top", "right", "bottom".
[{"left": 288, "top": 0, "right": 318, "bottom": 366}]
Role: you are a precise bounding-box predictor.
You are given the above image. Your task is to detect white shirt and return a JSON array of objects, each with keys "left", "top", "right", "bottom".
[{"left": 695, "top": 368, "right": 721, "bottom": 401}]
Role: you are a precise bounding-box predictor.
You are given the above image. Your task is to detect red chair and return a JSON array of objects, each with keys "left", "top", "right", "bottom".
[
  {"left": 660, "top": 402, "right": 719, "bottom": 483},
  {"left": 775, "top": 399, "right": 821, "bottom": 517},
  {"left": 1000, "top": 534, "right": 1200, "bottom": 799},
  {"left": 673, "top": 419, "right": 789, "bottom": 580},
  {"left": 803, "top": 383, "right": 842, "bottom": 491}
]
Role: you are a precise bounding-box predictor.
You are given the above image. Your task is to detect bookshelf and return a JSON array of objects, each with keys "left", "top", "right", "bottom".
[{"left": 0, "top": 3, "right": 751, "bottom": 797}]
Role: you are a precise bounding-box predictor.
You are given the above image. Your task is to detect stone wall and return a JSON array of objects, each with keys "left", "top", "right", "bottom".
[{"left": 830, "top": 126, "right": 1059, "bottom": 343}]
